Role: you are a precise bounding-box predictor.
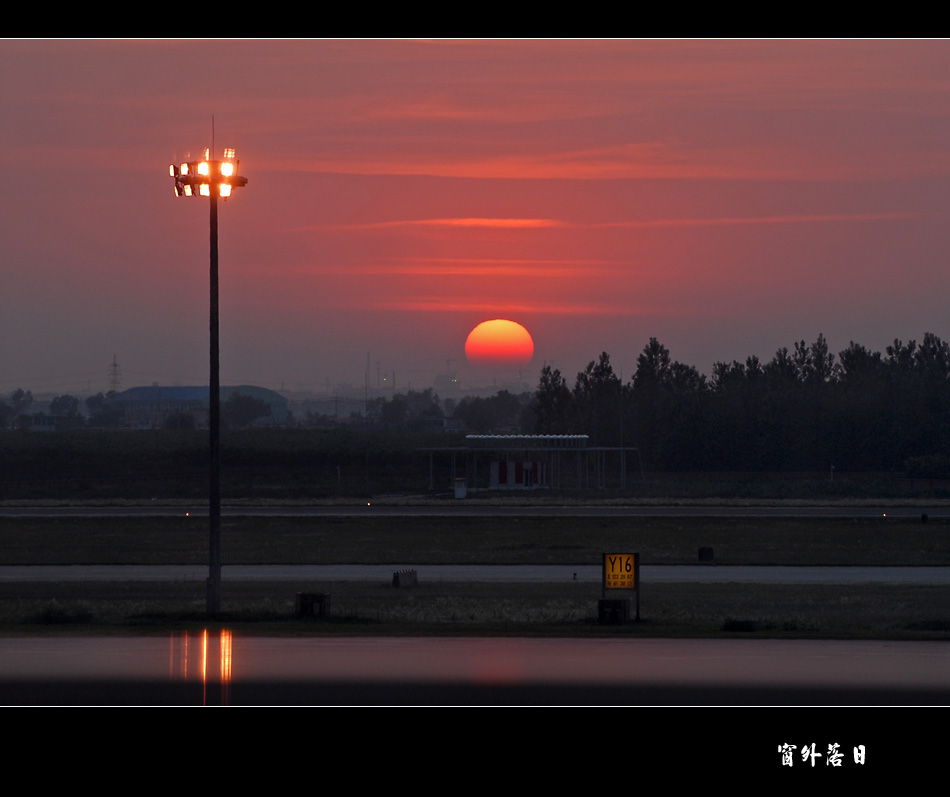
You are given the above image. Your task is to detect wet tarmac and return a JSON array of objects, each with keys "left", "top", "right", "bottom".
[{"left": 2, "top": 635, "right": 948, "bottom": 707}]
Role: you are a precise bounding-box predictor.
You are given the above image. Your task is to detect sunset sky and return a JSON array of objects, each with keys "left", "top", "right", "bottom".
[{"left": 3, "top": 39, "right": 950, "bottom": 397}]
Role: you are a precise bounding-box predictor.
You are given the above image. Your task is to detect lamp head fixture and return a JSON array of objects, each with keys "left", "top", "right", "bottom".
[{"left": 170, "top": 148, "right": 247, "bottom": 199}]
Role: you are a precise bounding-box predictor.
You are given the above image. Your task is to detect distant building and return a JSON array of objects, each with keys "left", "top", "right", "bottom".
[
  {"left": 468, "top": 435, "right": 586, "bottom": 490},
  {"left": 426, "top": 434, "right": 642, "bottom": 492}
]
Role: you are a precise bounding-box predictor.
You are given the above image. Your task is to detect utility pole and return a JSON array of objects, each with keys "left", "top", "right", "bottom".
[{"left": 169, "top": 136, "right": 247, "bottom": 617}]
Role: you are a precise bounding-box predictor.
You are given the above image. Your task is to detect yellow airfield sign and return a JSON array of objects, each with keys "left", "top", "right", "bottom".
[{"left": 603, "top": 553, "right": 638, "bottom": 591}]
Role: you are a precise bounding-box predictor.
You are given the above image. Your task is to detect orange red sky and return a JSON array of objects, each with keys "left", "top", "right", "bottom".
[{"left": 3, "top": 39, "right": 950, "bottom": 395}]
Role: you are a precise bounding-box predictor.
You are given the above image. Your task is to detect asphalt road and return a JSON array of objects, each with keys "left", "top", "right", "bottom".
[
  {"left": 2, "top": 564, "right": 948, "bottom": 584},
  {"left": 1, "top": 503, "right": 947, "bottom": 518}
]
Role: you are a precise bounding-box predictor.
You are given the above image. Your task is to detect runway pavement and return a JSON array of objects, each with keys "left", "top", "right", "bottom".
[
  {"left": 2, "top": 563, "right": 948, "bottom": 584},
  {"left": 1, "top": 503, "right": 948, "bottom": 518}
]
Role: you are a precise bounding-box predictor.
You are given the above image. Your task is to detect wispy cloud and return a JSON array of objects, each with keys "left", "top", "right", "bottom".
[
  {"left": 362, "top": 297, "right": 664, "bottom": 316},
  {"left": 303, "top": 211, "right": 917, "bottom": 235},
  {"left": 595, "top": 211, "right": 918, "bottom": 229},
  {"left": 297, "top": 258, "right": 621, "bottom": 278},
  {"left": 315, "top": 217, "right": 569, "bottom": 231}
]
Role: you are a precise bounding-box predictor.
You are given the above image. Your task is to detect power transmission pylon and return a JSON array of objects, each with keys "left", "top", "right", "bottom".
[{"left": 109, "top": 355, "right": 121, "bottom": 394}]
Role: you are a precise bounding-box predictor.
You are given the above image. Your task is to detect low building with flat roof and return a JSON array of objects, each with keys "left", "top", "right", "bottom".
[{"left": 426, "top": 434, "right": 640, "bottom": 492}]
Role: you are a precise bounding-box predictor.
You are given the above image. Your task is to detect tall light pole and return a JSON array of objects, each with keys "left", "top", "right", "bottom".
[{"left": 170, "top": 146, "right": 247, "bottom": 615}]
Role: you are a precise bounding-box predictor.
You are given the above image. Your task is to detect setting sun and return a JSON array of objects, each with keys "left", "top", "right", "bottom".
[{"left": 465, "top": 319, "right": 535, "bottom": 367}]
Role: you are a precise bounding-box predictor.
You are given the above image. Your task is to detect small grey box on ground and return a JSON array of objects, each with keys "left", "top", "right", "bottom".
[
  {"left": 393, "top": 569, "right": 418, "bottom": 587},
  {"left": 295, "top": 592, "right": 330, "bottom": 618}
]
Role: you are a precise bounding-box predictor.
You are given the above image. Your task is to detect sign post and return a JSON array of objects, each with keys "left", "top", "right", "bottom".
[{"left": 600, "top": 552, "right": 640, "bottom": 623}]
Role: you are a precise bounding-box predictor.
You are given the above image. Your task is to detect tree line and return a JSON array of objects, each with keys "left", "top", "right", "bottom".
[
  {"left": 7, "top": 330, "right": 950, "bottom": 476},
  {"left": 525, "top": 333, "right": 950, "bottom": 475},
  {"left": 0, "top": 390, "right": 274, "bottom": 431}
]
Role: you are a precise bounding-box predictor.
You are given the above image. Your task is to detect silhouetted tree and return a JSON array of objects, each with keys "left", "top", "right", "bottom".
[
  {"left": 376, "top": 390, "right": 443, "bottom": 431},
  {"left": 796, "top": 334, "right": 838, "bottom": 385},
  {"left": 574, "top": 352, "right": 622, "bottom": 445},
  {"left": 379, "top": 395, "right": 408, "bottom": 429},
  {"left": 454, "top": 390, "right": 525, "bottom": 433},
  {"left": 10, "top": 388, "right": 32, "bottom": 416},
  {"left": 86, "top": 392, "right": 123, "bottom": 428},
  {"left": 530, "top": 365, "right": 573, "bottom": 434},
  {"left": 525, "top": 331, "right": 950, "bottom": 474},
  {"left": 631, "top": 339, "right": 673, "bottom": 467},
  {"left": 222, "top": 393, "right": 271, "bottom": 428},
  {"left": 49, "top": 394, "right": 79, "bottom": 417},
  {"left": 709, "top": 358, "right": 767, "bottom": 468}
]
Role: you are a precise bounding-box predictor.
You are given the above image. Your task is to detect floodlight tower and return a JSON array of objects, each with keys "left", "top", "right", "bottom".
[{"left": 169, "top": 145, "right": 247, "bottom": 616}]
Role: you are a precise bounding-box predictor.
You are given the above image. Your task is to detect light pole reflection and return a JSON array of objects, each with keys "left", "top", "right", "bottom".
[{"left": 169, "top": 629, "right": 233, "bottom": 706}]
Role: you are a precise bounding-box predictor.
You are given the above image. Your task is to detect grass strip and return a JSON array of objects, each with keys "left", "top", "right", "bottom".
[
  {"left": 2, "top": 515, "right": 949, "bottom": 566},
  {"left": 3, "top": 581, "right": 949, "bottom": 640}
]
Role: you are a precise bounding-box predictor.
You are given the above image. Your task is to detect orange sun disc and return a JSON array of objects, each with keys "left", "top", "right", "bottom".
[{"left": 465, "top": 319, "right": 535, "bottom": 366}]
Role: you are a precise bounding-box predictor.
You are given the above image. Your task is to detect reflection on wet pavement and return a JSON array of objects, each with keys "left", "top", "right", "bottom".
[
  {"left": 169, "top": 629, "right": 232, "bottom": 706},
  {"left": 2, "top": 636, "right": 950, "bottom": 706}
]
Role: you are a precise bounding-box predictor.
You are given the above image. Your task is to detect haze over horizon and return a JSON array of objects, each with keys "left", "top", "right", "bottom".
[{"left": 4, "top": 39, "right": 950, "bottom": 397}]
